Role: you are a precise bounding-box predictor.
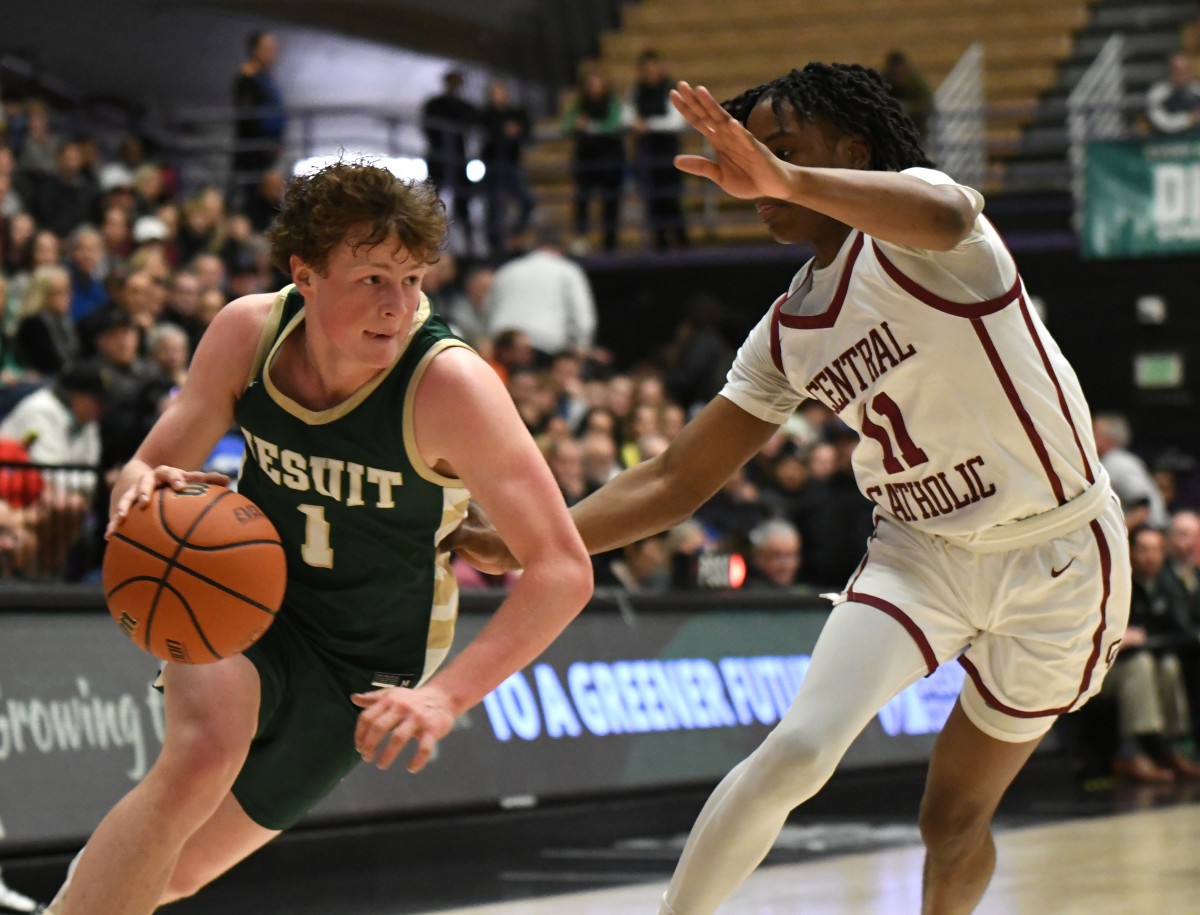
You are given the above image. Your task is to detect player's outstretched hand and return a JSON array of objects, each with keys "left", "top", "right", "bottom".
[
  {"left": 441, "top": 499, "right": 520, "bottom": 574},
  {"left": 352, "top": 685, "right": 456, "bottom": 773},
  {"left": 671, "top": 81, "right": 794, "bottom": 202},
  {"left": 107, "top": 465, "right": 232, "bottom": 538}
]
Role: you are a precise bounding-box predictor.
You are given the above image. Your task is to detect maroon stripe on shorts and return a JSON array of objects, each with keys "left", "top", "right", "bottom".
[
  {"left": 957, "top": 517, "right": 1114, "bottom": 718},
  {"left": 846, "top": 590, "right": 939, "bottom": 676}
]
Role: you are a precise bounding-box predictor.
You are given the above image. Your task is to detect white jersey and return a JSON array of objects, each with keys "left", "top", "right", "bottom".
[{"left": 722, "top": 167, "right": 1105, "bottom": 545}]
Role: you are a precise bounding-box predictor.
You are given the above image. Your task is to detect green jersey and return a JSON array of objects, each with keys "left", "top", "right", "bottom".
[{"left": 233, "top": 286, "right": 470, "bottom": 687}]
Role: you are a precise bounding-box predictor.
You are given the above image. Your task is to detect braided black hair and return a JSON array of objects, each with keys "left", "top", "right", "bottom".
[{"left": 723, "top": 62, "right": 934, "bottom": 171}]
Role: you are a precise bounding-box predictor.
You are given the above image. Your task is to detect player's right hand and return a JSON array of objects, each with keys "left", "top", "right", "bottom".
[
  {"left": 440, "top": 499, "right": 521, "bottom": 574},
  {"left": 107, "top": 464, "right": 231, "bottom": 538}
]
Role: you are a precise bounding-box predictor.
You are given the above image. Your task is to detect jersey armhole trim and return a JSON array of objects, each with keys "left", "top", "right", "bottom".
[
  {"left": 403, "top": 339, "right": 475, "bottom": 487},
  {"left": 245, "top": 285, "right": 291, "bottom": 392}
]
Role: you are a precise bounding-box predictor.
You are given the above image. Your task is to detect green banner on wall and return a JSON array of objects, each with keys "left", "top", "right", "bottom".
[{"left": 1082, "top": 137, "right": 1200, "bottom": 258}]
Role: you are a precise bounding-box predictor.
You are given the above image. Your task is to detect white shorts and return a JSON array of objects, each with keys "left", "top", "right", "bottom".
[{"left": 843, "top": 496, "right": 1131, "bottom": 743}]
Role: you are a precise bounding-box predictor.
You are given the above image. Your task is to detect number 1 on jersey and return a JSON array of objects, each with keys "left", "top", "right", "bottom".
[{"left": 298, "top": 504, "right": 334, "bottom": 567}]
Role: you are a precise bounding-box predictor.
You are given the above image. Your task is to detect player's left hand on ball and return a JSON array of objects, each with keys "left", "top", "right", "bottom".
[{"left": 351, "top": 685, "right": 456, "bottom": 773}]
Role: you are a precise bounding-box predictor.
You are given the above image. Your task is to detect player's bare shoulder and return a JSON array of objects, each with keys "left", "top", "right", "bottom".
[{"left": 188, "top": 291, "right": 283, "bottom": 396}]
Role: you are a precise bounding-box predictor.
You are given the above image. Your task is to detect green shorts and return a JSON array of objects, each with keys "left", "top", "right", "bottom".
[{"left": 232, "top": 614, "right": 378, "bottom": 830}]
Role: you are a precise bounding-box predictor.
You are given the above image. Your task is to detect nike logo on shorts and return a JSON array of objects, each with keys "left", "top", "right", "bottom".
[{"left": 1050, "top": 557, "right": 1076, "bottom": 578}]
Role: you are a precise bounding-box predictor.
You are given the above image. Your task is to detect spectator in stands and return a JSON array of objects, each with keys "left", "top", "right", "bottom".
[
  {"left": 190, "top": 251, "right": 227, "bottom": 295},
  {"left": 178, "top": 186, "right": 227, "bottom": 265},
  {"left": 79, "top": 268, "right": 157, "bottom": 356},
  {"left": 545, "top": 435, "right": 588, "bottom": 506},
  {"left": 15, "top": 99, "right": 59, "bottom": 176},
  {"left": 694, "top": 466, "right": 771, "bottom": 553},
  {"left": 90, "top": 308, "right": 153, "bottom": 468},
  {"left": 596, "top": 532, "right": 670, "bottom": 591},
  {"left": 1152, "top": 448, "right": 1198, "bottom": 514},
  {"left": 13, "top": 264, "right": 79, "bottom": 377},
  {"left": 146, "top": 322, "right": 190, "bottom": 390},
  {"left": 0, "top": 493, "right": 35, "bottom": 579},
  {"left": 1104, "top": 525, "right": 1200, "bottom": 781},
  {"left": 1145, "top": 53, "right": 1200, "bottom": 136},
  {"left": 99, "top": 204, "right": 133, "bottom": 271},
  {"left": 1, "top": 210, "right": 35, "bottom": 278},
  {"left": 882, "top": 51, "right": 935, "bottom": 146},
  {"left": 1094, "top": 412, "right": 1169, "bottom": 528},
  {"left": 66, "top": 225, "right": 107, "bottom": 322},
  {"left": 195, "top": 285, "right": 226, "bottom": 332},
  {"left": 630, "top": 49, "right": 690, "bottom": 250},
  {"left": 480, "top": 79, "right": 534, "bottom": 256},
  {"left": 133, "top": 164, "right": 169, "bottom": 217},
  {"left": 231, "top": 30, "right": 287, "bottom": 208},
  {"left": 743, "top": 518, "right": 804, "bottom": 589},
  {"left": 0, "top": 360, "right": 107, "bottom": 577},
  {"left": 620, "top": 402, "right": 662, "bottom": 467},
  {"left": 244, "top": 168, "right": 286, "bottom": 233},
  {"left": 0, "top": 273, "right": 21, "bottom": 385},
  {"left": 485, "top": 228, "right": 597, "bottom": 361},
  {"left": 548, "top": 350, "right": 589, "bottom": 433},
  {"left": 580, "top": 428, "right": 621, "bottom": 490},
  {"left": 422, "top": 70, "right": 479, "bottom": 255},
  {"left": 1164, "top": 510, "right": 1200, "bottom": 619},
  {"left": 160, "top": 270, "right": 206, "bottom": 353},
  {"left": 563, "top": 67, "right": 626, "bottom": 253},
  {"left": 437, "top": 261, "right": 493, "bottom": 350},
  {"left": 31, "top": 140, "right": 97, "bottom": 238},
  {"left": 661, "top": 293, "right": 735, "bottom": 413}
]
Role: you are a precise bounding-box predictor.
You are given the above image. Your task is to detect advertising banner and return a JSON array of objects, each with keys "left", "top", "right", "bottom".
[
  {"left": 1082, "top": 137, "right": 1200, "bottom": 258},
  {"left": 0, "top": 597, "right": 970, "bottom": 853}
]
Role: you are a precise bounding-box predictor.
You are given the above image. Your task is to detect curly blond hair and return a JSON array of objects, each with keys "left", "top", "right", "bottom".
[{"left": 266, "top": 159, "right": 447, "bottom": 276}]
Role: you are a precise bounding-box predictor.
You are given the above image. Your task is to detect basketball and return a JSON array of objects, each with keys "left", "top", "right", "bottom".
[{"left": 102, "top": 483, "right": 287, "bottom": 664}]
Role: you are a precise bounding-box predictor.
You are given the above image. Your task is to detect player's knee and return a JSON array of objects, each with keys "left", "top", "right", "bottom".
[
  {"left": 918, "top": 795, "right": 991, "bottom": 860},
  {"left": 754, "top": 727, "right": 840, "bottom": 800},
  {"left": 155, "top": 728, "right": 247, "bottom": 803},
  {"left": 162, "top": 860, "right": 212, "bottom": 903}
]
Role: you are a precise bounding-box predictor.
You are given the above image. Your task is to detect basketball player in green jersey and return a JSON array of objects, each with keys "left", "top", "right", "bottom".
[{"left": 48, "top": 161, "right": 592, "bottom": 915}]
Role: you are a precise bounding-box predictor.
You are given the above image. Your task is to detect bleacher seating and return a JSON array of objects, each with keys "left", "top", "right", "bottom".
[{"left": 527, "top": 0, "right": 1094, "bottom": 247}]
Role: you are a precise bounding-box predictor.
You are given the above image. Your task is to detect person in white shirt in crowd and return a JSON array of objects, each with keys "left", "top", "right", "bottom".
[
  {"left": 485, "top": 228, "right": 597, "bottom": 363},
  {"left": 1093, "top": 413, "right": 1169, "bottom": 529}
]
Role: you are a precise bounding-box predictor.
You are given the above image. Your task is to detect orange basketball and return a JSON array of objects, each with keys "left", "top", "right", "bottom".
[{"left": 102, "top": 483, "right": 287, "bottom": 664}]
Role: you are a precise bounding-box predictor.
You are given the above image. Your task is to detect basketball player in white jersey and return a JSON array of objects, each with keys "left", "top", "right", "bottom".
[{"left": 453, "top": 63, "right": 1130, "bottom": 914}]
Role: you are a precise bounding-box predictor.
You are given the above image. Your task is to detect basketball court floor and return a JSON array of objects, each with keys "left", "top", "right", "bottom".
[{"left": 5, "top": 756, "right": 1197, "bottom": 913}]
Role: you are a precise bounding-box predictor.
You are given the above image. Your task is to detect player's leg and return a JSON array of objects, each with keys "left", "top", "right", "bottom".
[
  {"left": 918, "top": 690, "right": 1043, "bottom": 915},
  {"left": 660, "top": 601, "right": 931, "bottom": 915},
  {"left": 160, "top": 791, "right": 280, "bottom": 903},
  {"left": 55, "top": 656, "right": 260, "bottom": 915}
]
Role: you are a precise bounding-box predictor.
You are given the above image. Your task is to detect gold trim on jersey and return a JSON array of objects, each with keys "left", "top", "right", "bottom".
[
  {"left": 246, "top": 285, "right": 291, "bottom": 391},
  {"left": 418, "top": 487, "right": 471, "bottom": 684},
  {"left": 402, "top": 338, "right": 474, "bottom": 487},
  {"left": 261, "top": 292, "right": 432, "bottom": 425}
]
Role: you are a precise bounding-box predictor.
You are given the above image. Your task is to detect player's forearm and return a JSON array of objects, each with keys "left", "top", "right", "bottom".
[
  {"left": 570, "top": 457, "right": 702, "bottom": 555},
  {"left": 422, "top": 553, "right": 592, "bottom": 714},
  {"left": 787, "top": 168, "right": 974, "bottom": 250}
]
